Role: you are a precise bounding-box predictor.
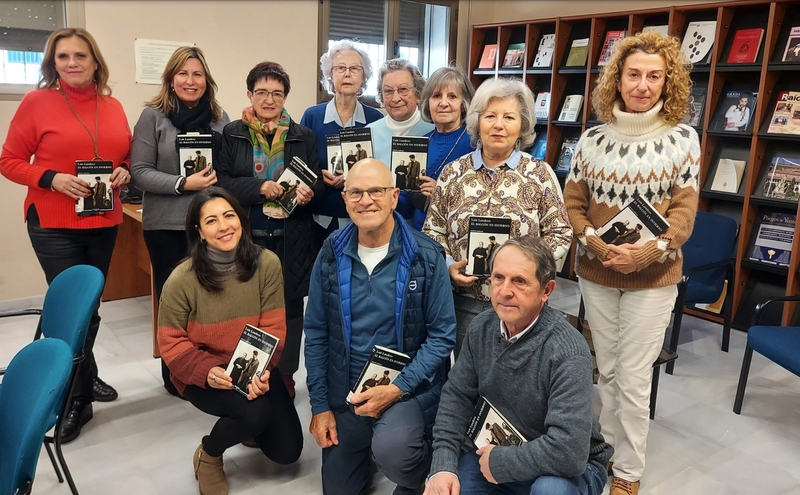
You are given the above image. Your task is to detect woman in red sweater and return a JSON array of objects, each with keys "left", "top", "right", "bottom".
[{"left": 0, "top": 28, "right": 131, "bottom": 443}]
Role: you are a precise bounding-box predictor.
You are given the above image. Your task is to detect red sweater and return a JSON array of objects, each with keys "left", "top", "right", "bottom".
[{"left": 0, "top": 80, "right": 132, "bottom": 229}]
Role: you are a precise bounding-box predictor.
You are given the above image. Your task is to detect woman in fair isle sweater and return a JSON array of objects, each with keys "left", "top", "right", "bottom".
[{"left": 563, "top": 31, "right": 699, "bottom": 495}]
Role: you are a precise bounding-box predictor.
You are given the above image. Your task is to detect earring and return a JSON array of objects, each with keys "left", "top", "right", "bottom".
[
  {"left": 200, "top": 237, "right": 206, "bottom": 244},
  {"left": 476, "top": 138, "right": 482, "bottom": 150},
  {"left": 514, "top": 139, "right": 522, "bottom": 151}
]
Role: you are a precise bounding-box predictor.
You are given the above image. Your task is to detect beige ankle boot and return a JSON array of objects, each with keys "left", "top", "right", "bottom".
[{"left": 193, "top": 442, "right": 228, "bottom": 495}]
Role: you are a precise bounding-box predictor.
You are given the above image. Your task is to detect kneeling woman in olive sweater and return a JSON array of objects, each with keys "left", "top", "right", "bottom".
[{"left": 158, "top": 187, "right": 302, "bottom": 495}]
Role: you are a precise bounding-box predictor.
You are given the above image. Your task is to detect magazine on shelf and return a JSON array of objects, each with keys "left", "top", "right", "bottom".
[
  {"left": 271, "top": 157, "right": 318, "bottom": 215},
  {"left": 712, "top": 91, "right": 756, "bottom": 132},
  {"left": 682, "top": 86, "right": 707, "bottom": 127},
  {"left": 75, "top": 161, "right": 114, "bottom": 215},
  {"left": 466, "top": 396, "right": 527, "bottom": 448},
  {"left": 557, "top": 95, "right": 583, "bottom": 122},
  {"left": 390, "top": 136, "right": 429, "bottom": 191},
  {"left": 346, "top": 346, "right": 411, "bottom": 405},
  {"left": 767, "top": 91, "right": 800, "bottom": 135},
  {"left": 680, "top": 21, "right": 717, "bottom": 64},
  {"left": 465, "top": 216, "right": 512, "bottom": 277},
  {"left": 531, "top": 132, "right": 547, "bottom": 161},
  {"left": 326, "top": 134, "right": 346, "bottom": 177},
  {"left": 595, "top": 196, "right": 670, "bottom": 247},
  {"left": 709, "top": 158, "right": 746, "bottom": 193},
  {"left": 478, "top": 44, "right": 498, "bottom": 69},
  {"left": 782, "top": 26, "right": 800, "bottom": 62},
  {"left": 225, "top": 324, "right": 280, "bottom": 398},
  {"left": 555, "top": 137, "right": 578, "bottom": 172},
  {"left": 749, "top": 211, "right": 796, "bottom": 267},
  {"left": 726, "top": 28, "right": 764, "bottom": 64},
  {"left": 642, "top": 25, "right": 669, "bottom": 36},
  {"left": 762, "top": 156, "right": 800, "bottom": 201},
  {"left": 565, "top": 38, "right": 589, "bottom": 67},
  {"left": 597, "top": 30, "right": 626, "bottom": 66},
  {"left": 531, "top": 34, "right": 556, "bottom": 67},
  {"left": 534, "top": 92, "right": 550, "bottom": 120},
  {"left": 177, "top": 133, "right": 214, "bottom": 178},
  {"left": 502, "top": 43, "right": 525, "bottom": 68}
]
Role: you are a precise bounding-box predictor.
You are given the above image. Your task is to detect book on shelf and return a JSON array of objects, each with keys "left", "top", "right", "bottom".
[
  {"left": 346, "top": 346, "right": 411, "bottom": 405},
  {"left": 782, "top": 26, "right": 800, "bottom": 62},
  {"left": 534, "top": 92, "right": 550, "bottom": 120},
  {"left": 680, "top": 21, "right": 717, "bottom": 64},
  {"left": 225, "top": 324, "right": 280, "bottom": 398},
  {"left": 682, "top": 86, "right": 707, "bottom": 127},
  {"left": 390, "top": 136, "right": 429, "bottom": 191},
  {"left": 75, "top": 160, "right": 114, "bottom": 216},
  {"left": 749, "top": 211, "right": 796, "bottom": 267},
  {"left": 531, "top": 34, "right": 555, "bottom": 68},
  {"left": 501, "top": 43, "right": 525, "bottom": 68},
  {"left": 642, "top": 25, "right": 669, "bottom": 37},
  {"left": 726, "top": 28, "right": 764, "bottom": 64},
  {"left": 466, "top": 396, "right": 527, "bottom": 449},
  {"left": 531, "top": 132, "right": 547, "bottom": 161},
  {"left": 712, "top": 91, "right": 756, "bottom": 132},
  {"left": 708, "top": 158, "right": 746, "bottom": 194},
  {"left": 596, "top": 196, "right": 670, "bottom": 247},
  {"left": 269, "top": 156, "right": 318, "bottom": 215},
  {"left": 326, "top": 134, "right": 346, "bottom": 178},
  {"left": 555, "top": 137, "right": 578, "bottom": 172},
  {"left": 177, "top": 133, "right": 214, "bottom": 178},
  {"left": 565, "top": 38, "right": 589, "bottom": 67},
  {"left": 465, "top": 216, "right": 512, "bottom": 277},
  {"left": 478, "top": 44, "right": 498, "bottom": 69},
  {"left": 767, "top": 91, "right": 800, "bottom": 135},
  {"left": 558, "top": 95, "right": 583, "bottom": 122},
  {"left": 597, "top": 30, "right": 626, "bottom": 66},
  {"left": 762, "top": 156, "right": 800, "bottom": 202}
]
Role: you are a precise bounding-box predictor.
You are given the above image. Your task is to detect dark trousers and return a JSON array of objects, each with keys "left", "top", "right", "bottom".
[
  {"left": 143, "top": 229, "right": 189, "bottom": 395},
  {"left": 183, "top": 368, "right": 303, "bottom": 461},
  {"left": 26, "top": 207, "right": 118, "bottom": 403}
]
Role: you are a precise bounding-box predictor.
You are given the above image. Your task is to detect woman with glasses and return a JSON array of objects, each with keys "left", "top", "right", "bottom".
[
  {"left": 216, "top": 61, "right": 323, "bottom": 398},
  {"left": 301, "top": 40, "right": 384, "bottom": 250},
  {"left": 367, "top": 58, "right": 434, "bottom": 221}
]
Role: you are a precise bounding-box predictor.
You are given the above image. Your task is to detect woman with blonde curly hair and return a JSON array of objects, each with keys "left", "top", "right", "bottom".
[{"left": 563, "top": 31, "right": 699, "bottom": 495}]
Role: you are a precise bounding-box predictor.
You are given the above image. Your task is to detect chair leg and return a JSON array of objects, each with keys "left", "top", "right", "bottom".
[
  {"left": 733, "top": 346, "right": 754, "bottom": 415},
  {"left": 54, "top": 428, "right": 80, "bottom": 495},
  {"left": 666, "top": 309, "right": 684, "bottom": 375},
  {"left": 721, "top": 288, "right": 734, "bottom": 352},
  {"left": 650, "top": 366, "right": 660, "bottom": 420},
  {"left": 43, "top": 438, "right": 64, "bottom": 483}
]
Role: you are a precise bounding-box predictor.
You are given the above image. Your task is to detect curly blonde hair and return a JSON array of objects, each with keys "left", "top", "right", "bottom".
[{"left": 592, "top": 31, "right": 692, "bottom": 126}]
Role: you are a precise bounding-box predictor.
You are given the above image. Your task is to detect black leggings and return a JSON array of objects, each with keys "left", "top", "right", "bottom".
[{"left": 183, "top": 368, "right": 303, "bottom": 461}]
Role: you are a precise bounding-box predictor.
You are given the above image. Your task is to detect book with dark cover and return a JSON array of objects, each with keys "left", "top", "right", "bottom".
[
  {"left": 555, "top": 137, "right": 578, "bottom": 172},
  {"left": 531, "top": 34, "right": 555, "bottom": 68},
  {"left": 682, "top": 86, "right": 707, "bottom": 127},
  {"left": 326, "top": 134, "right": 346, "bottom": 177},
  {"left": 597, "top": 30, "right": 625, "bottom": 66},
  {"left": 726, "top": 28, "right": 764, "bottom": 64},
  {"left": 680, "top": 21, "right": 717, "bottom": 64},
  {"left": 782, "top": 26, "right": 800, "bottom": 62},
  {"left": 565, "top": 38, "right": 589, "bottom": 67},
  {"left": 767, "top": 91, "right": 800, "bottom": 135},
  {"left": 595, "top": 196, "right": 670, "bottom": 247},
  {"left": 465, "top": 216, "right": 512, "bottom": 277},
  {"left": 339, "top": 127, "right": 374, "bottom": 167},
  {"left": 531, "top": 131, "right": 547, "bottom": 161},
  {"left": 390, "top": 136, "right": 429, "bottom": 191},
  {"left": 712, "top": 91, "right": 756, "bottom": 132},
  {"left": 762, "top": 156, "right": 800, "bottom": 201},
  {"left": 177, "top": 133, "right": 214, "bottom": 178},
  {"left": 466, "top": 396, "right": 527, "bottom": 448},
  {"left": 75, "top": 161, "right": 114, "bottom": 215},
  {"left": 347, "top": 346, "right": 411, "bottom": 405},
  {"left": 749, "top": 211, "right": 796, "bottom": 267},
  {"left": 273, "top": 156, "right": 318, "bottom": 214},
  {"left": 225, "top": 324, "right": 280, "bottom": 398},
  {"left": 478, "top": 44, "right": 498, "bottom": 69},
  {"left": 501, "top": 43, "right": 525, "bottom": 68}
]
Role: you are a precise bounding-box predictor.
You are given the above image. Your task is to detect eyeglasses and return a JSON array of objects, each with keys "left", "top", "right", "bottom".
[
  {"left": 342, "top": 187, "right": 393, "bottom": 202},
  {"left": 251, "top": 89, "right": 285, "bottom": 102},
  {"left": 381, "top": 86, "right": 412, "bottom": 99},
  {"left": 332, "top": 65, "right": 363, "bottom": 75}
]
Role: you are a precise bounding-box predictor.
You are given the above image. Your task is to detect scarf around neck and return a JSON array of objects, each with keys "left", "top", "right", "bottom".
[
  {"left": 169, "top": 98, "right": 214, "bottom": 133},
  {"left": 243, "top": 107, "right": 291, "bottom": 181}
]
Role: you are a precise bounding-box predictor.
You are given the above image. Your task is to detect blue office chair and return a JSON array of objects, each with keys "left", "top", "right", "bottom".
[
  {"left": 0, "top": 338, "right": 73, "bottom": 495},
  {"left": 733, "top": 295, "right": 800, "bottom": 414}
]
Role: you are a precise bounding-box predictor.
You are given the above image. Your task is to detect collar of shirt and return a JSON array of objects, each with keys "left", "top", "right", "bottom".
[
  {"left": 471, "top": 148, "right": 523, "bottom": 172},
  {"left": 324, "top": 98, "right": 367, "bottom": 127},
  {"left": 499, "top": 314, "right": 540, "bottom": 342}
]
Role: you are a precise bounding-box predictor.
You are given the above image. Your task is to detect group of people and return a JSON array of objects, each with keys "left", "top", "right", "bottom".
[{"left": 0, "top": 26, "right": 700, "bottom": 495}]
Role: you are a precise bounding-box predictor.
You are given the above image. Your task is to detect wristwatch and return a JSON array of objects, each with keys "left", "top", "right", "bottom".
[
  {"left": 176, "top": 176, "right": 187, "bottom": 194},
  {"left": 398, "top": 390, "right": 411, "bottom": 402}
]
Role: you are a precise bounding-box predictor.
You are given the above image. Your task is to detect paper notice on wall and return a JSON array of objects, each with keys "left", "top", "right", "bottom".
[{"left": 134, "top": 38, "right": 195, "bottom": 85}]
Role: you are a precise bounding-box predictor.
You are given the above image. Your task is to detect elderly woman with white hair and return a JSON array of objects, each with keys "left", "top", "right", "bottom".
[
  {"left": 422, "top": 78, "right": 572, "bottom": 358},
  {"left": 300, "top": 39, "right": 383, "bottom": 248}
]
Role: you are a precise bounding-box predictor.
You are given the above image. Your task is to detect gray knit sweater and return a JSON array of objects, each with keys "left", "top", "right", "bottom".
[{"left": 430, "top": 304, "right": 612, "bottom": 484}]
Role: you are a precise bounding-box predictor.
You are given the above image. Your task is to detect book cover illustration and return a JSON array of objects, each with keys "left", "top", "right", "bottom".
[
  {"left": 347, "top": 346, "right": 411, "bottom": 405},
  {"left": 534, "top": 92, "right": 550, "bottom": 120},
  {"left": 680, "top": 21, "right": 717, "bottom": 64},
  {"left": 565, "top": 38, "right": 589, "bottom": 67},
  {"left": 596, "top": 196, "right": 670, "bottom": 247},
  {"left": 682, "top": 86, "right": 707, "bottom": 127},
  {"left": 339, "top": 127, "right": 373, "bottom": 169},
  {"left": 225, "top": 324, "right": 280, "bottom": 398},
  {"left": 466, "top": 396, "right": 527, "bottom": 449},
  {"left": 712, "top": 91, "right": 756, "bottom": 132},
  {"left": 531, "top": 132, "right": 547, "bottom": 161},
  {"left": 709, "top": 158, "right": 746, "bottom": 194},
  {"left": 557, "top": 95, "right": 583, "bottom": 122},
  {"left": 270, "top": 156, "right": 318, "bottom": 215},
  {"left": 75, "top": 161, "right": 114, "bottom": 215},
  {"left": 501, "top": 43, "right": 525, "bottom": 68},
  {"left": 478, "top": 44, "right": 498, "bottom": 69},
  {"left": 767, "top": 91, "right": 800, "bottom": 135},
  {"left": 749, "top": 211, "right": 796, "bottom": 266},
  {"left": 597, "top": 30, "right": 626, "bottom": 66},
  {"left": 326, "top": 134, "right": 346, "bottom": 177},
  {"left": 465, "top": 216, "right": 512, "bottom": 277},
  {"left": 555, "top": 137, "right": 578, "bottom": 172},
  {"left": 177, "top": 133, "right": 213, "bottom": 178},
  {"left": 531, "top": 34, "right": 555, "bottom": 68},
  {"left": 390, "top": 136, "right": 429, "bottom": 191},
  {"left": 726, "top": 28, "right": 764, "bottom": 64},
  {"left": 782, "top": 26, "right": 800, "bottom": 62},
  {"left": 762, "top": 156, "right": 800, "bottom": 201}
]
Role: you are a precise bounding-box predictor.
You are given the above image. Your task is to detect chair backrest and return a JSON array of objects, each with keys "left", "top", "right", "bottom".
[
  {"left": 0, "top": 338, "right": 72, "bottom": 495},
  {"left": 682, "top": 211, "right": 738, "bottom": 299}
]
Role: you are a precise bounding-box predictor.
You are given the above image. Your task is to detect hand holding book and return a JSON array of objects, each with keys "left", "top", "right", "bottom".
[
  {"left": 349, "top": 383, "right": 403, "bottom": 418},
  {"left": 602, "top": 243, "right": 641, "bottom": 275}
]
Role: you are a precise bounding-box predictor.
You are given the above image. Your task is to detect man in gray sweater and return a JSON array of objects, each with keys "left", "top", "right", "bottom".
[{"left": 425, "top": 237, "right": 612, "bottom": 495}]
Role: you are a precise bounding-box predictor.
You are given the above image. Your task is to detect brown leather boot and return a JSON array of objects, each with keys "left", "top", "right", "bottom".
[
  {"left": 610, "top": 477, "right": 640, "bottom": 495},
  {"left": 193, "top": 442, "right": 228, "bottom": 495}
]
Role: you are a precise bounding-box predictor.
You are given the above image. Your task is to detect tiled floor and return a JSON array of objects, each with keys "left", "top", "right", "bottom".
[{"left": 2, "top": 278, "right": 800, "bottom": 494}]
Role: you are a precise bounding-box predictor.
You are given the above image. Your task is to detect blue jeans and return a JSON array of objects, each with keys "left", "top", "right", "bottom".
[{"left": 457, "top": 451, "right": 607, "bottom": 495}]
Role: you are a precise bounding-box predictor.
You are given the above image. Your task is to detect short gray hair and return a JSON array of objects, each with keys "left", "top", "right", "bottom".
[
  {"left": 420, "top": 65, "right": 476, "bottom": 123},
  {"left": 375, "top": 58, "right": 426, "bottom": 107},
  {"left": 465, "top": 78, "right": 537, "bottom": 149},
  {"left": 319, "top": 40, "right": 373, "bottom": 94},
  {"left": 490, "top": 236, "right": 556, "bottom": 287}
]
